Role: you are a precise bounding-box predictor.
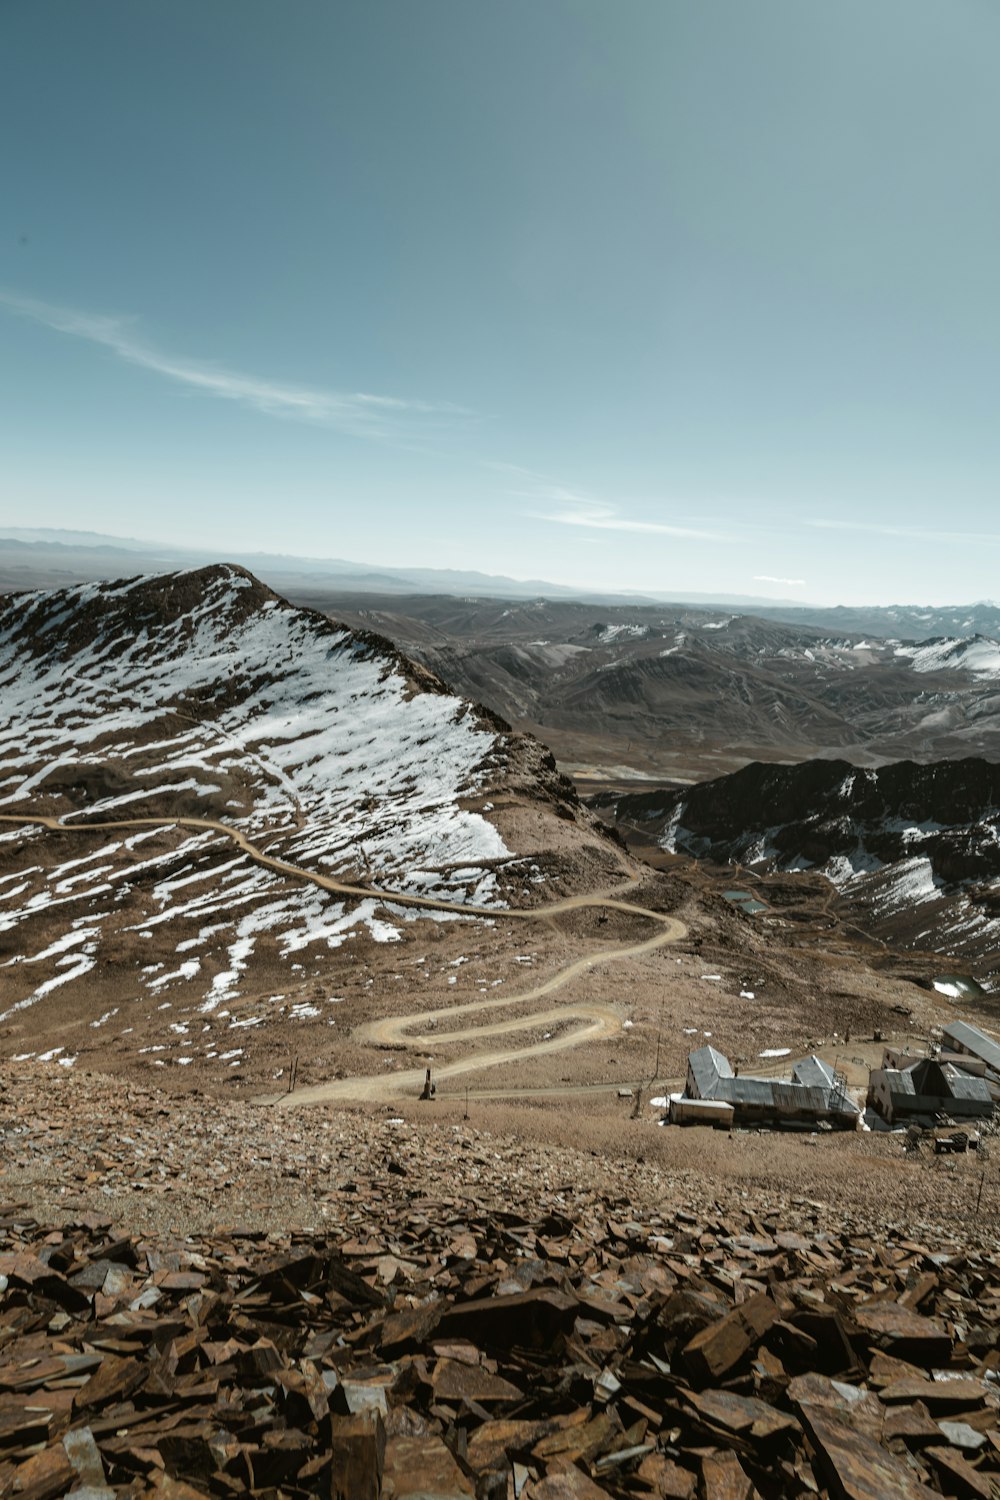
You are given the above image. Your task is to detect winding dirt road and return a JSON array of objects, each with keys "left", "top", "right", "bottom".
[{"left": 0, "top": 811, "right": 687, "bottom": 1105}]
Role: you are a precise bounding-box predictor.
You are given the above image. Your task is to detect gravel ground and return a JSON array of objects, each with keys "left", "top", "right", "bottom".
[{"left": 2, "top": 1065, "right": 997, "bottom": 1253}]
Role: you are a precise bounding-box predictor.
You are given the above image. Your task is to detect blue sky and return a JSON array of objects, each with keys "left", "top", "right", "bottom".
[{"left": 2, "top": 0, "right": 999, "bottom": 604}]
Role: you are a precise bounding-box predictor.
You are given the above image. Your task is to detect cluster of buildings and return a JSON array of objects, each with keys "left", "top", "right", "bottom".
[
  {"left": 671, "top": 1019, "right": 1000, "bottom": 1132},
  {"left": 867, "top": 1021, "right": 1000, "bottom": 1126}
]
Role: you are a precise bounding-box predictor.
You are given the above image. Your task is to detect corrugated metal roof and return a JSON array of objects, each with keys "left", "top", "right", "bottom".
[
  {"left": 941, "top": 1065, "right": 993, "bottom": 1103},
  {"left": 730, "top": 1077, "right": 781, "bottom": 1107},
  {"left": 686, "top": 1049, "right": 857, "bottom": 1115},
  {"left": 943, "top": 1021, "right": 1000, "bottom": 1073},
  {"left": 775, "top": 1081, "right": 845, "bottom": 1114},
  {"left": 882, "top": 1059, "right": 993, "bottom": 1106},
  {"left": 687, "top": 1046, "right": 732, "bottom": 1099},
  {"left": 792, "top": 1056, "right": 836, "bottom": 1089},
  {"left": 707, "top": 1046, "right": 734, "bottom": 1078}
]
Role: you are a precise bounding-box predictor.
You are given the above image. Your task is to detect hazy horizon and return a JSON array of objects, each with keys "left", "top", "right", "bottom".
[
  {"left": 4, "top": 2, "right": 1000, "bottom": 606},
  {"left": 7, "top": 524, "right": 1000, "bottom": 614}
]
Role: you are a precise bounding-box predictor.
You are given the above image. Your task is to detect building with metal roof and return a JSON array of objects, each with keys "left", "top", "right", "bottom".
[
  {"left": 942, "top": 1020, "right": 1000, "bottom": 1078},
  {"left": 868, "top": 1056, "right": 994, "bottom": 1126},
  {"left": 684, "top": 1046, "right": 859, "bottom": 1128},
  {"left": 791, "top": 1055, "right": 837, "bottom": 1090}
]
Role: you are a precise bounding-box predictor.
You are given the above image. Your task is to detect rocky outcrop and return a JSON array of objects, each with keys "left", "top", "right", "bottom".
[
  {"left": 653, "top": 758, "right": 1000, "bottom": 876},
  {"left": 610, "top": 758, "right": 1000, "bottom": 976}
]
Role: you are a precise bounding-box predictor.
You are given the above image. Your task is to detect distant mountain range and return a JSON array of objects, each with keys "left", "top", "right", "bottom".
[
  {"left": 0, "top": 528, "right": 659, "bottom": 605},
  {"left": 741, "top": 601, "right": 1000, "bottom": 641},
  {"left": 296, "top": 591, "right": 1000, "bottom": 782},
  {"left": 5, "top": 529, "right": 1000, "bottom": 638}
]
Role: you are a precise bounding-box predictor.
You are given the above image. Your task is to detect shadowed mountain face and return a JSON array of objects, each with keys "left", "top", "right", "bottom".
[
  {"left": 606, "top": 758, "right": 1000, "bottom": 978},
  {"left": 289, "top": 592, "right": 1000, "bottom": 783}
]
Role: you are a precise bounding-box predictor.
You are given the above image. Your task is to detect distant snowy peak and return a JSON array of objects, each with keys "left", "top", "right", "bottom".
[
  {"left": 755, "top": 631, "right": 1000, "bottom": 682},
  {"left": 894, "top": 635, "right": 1000, "bottom": 681},
  {"left": 596, "top": 622, "right": 650, "bottom": 644}
]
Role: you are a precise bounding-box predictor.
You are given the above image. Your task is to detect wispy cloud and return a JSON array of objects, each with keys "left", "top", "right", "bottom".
[
  {"left": 542, "top": 503, "right": 721, "bottom": 539},
  {"left": 754, "top": 574, "right": 805, "bottom": 587},
  {"left": 0, "top": 291, "right": 471, "bottom": 439},
  {"left": 493, "top": 463, "right": 730, "bottom": 542},
  {"left": 806, "top": 518, "right": 1000, "bottom": 545}
]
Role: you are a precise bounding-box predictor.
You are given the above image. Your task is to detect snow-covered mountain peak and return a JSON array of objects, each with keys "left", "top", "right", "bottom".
[
  {"left": 895, "top": 634, "right": 1000, "bottom": 681},
  {"left": 0, "top": 564, "right": 515, "bottom": 896}
]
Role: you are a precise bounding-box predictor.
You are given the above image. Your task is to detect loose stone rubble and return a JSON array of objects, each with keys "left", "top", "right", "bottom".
[{"left": 1, "top": 1181, "right": 999, "bottom": 1497}]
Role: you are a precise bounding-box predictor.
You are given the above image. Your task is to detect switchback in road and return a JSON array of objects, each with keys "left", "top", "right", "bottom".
[{"left": 0, "top": 811, "right": 687, "bottom": 1105}]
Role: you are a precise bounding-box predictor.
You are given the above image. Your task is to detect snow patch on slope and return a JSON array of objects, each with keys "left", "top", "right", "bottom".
[
  {"left": 896, "top": 636, "right": 1000, "bottom": 680},
  {"left": 0, "top": 566, "right": 523, "bottom": 1032}
]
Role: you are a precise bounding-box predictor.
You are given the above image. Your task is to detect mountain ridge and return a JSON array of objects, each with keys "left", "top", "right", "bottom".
[
  {"left": 605, "top": 756, "right": 1000, "bottom": 979},
  {"left": 0, "top": 564, "right": 627, "bottom": 1079}
]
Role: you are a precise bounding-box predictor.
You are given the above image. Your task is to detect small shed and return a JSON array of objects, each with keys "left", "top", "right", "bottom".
[{"left": 668, "top": 1096, "right": 734, "bottom": 1128}]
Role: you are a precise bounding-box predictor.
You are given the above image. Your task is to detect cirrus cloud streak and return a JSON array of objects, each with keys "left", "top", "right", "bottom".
[
  {"left": 0, "top": 291, "right": 471, "bottom": 440},
  {"left": 493, "top": 464, "right": 731, "bottom": 542},
  {"left": 806, "top": 518, "right": 1000, "bottom": 546}
]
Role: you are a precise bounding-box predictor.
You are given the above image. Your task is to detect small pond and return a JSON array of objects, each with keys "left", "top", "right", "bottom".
[
  {"left": 932, "top": 973, "right": 987, "bottom": 1001},
  {"left": 723, "top": 889, "right": 768, "bottom": 915}
]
